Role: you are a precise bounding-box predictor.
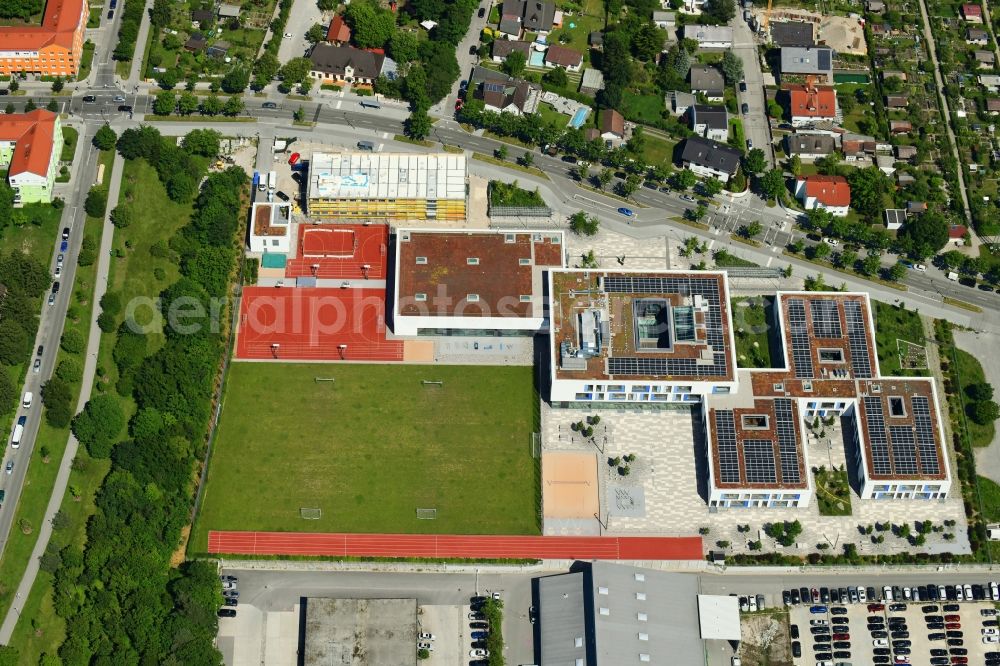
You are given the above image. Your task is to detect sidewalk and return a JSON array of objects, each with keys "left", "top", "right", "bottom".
[{"left": 0, "top": 152, "right": 122, "bottom": 644}]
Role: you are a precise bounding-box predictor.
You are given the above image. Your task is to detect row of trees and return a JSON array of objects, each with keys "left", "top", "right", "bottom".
[
  {"left": 48, "top": 135, "right": 245, "bottom": 664},
  {"left": 152, "top": 90, "right": 246, "bottom": 118},
  {"left": 0, "top": 252, "right": 51, "bottom": 415}
]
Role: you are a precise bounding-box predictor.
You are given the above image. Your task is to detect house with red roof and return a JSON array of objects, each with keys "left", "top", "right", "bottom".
[
  {"left": 794, "top": 175, "right": 851, "bottom": 217},
  {"left": 962, "top": 3, "right": 983, "bottom": 22},
  {"left": 326, "top": 15, "right": 351, "bottom": 45},
  {"left": 949, "top": 224, "right": 969, "bottom": 244},
  {"left": 784, "top": 84, "right": 838, "bottom": 126},
  {"left": 0, "top": 110, "right": 63, "bottom": 205},
  {"left": 0, "top": 0, "right": 89, "bottom": 77}
]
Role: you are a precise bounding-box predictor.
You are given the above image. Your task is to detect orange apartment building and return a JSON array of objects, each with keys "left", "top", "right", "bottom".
[{"left": 0, "top": 0, "right": 89, "bottom": 78}]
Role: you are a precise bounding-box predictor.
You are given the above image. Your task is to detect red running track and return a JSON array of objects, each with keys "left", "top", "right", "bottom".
[
  {"left": 286, "top": 224, "right": 389, "bottom": 279},
  {"left": 235, "top": 287, "right": 403, "bottom": 361},
  {"left": 207, "top": 531, "right": 704, "bottom": 560}
]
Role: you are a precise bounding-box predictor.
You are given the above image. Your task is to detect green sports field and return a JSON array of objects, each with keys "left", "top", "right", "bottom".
[{"left": 191, "top": 363, "right": 540, "bottom": 552}]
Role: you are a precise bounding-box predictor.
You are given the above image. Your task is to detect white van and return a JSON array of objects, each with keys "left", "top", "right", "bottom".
[
  {"left": 22, "top": 391, "right": 33, "bottom": 408},
  {"left": 10, "top": 417, "right": 24, "bottom": 449}
]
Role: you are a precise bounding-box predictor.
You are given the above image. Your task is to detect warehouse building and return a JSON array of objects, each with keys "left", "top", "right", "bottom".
[{"left": 306, "top": 152, "right": 467, "bottom": 220}]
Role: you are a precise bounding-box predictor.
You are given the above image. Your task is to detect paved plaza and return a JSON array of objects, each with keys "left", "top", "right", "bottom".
[{"left": 540, "top": 402, "right": 971, "bottom": 555}]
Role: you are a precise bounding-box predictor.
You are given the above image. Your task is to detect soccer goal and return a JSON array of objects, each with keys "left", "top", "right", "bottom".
[
  {"left": 421, "top": 380, "right": 444, "bottom": 387},
  {"left": 416, "top": 508, "right": 438, "bottom": 520},
  {"left": 300, "top": 507, "right": 323, "bottom": 520}
]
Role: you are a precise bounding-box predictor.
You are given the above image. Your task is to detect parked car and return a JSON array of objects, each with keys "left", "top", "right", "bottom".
[
  {"left": 478, "top": 7, "right": 485, "bottom": 16},
  {"left": 218, "top": 608, "right": 236, "bottom": 618}
]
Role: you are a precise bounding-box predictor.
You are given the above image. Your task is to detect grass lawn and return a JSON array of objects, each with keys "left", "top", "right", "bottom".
[
  {"left": 979, "top": 475, "right": 1000, "bottom": 522},
  {"left": 731, "top": 296, "right": 774, "bottom": 369},
  {"left": 537, "top": 102, "right": 571, "bottom": 129},
  {"left": 60, "top": 126, "right": 78, "bottom": 162},
  {"left": 1, "top": 200, "right": 64, "bottom": 267},
  {"left": 640, "top": 133, "right": 675, "bottom": 167},
  {"left": 191, "top": 363, "right": 540, "bottom": 553},
  {"left": 76, "top": 41, "right": 95, "bottom": 82},
  {"left": 622, "top": 90, "right": 665, "bottom": 125},
  {"left": 814, "top": 466, "right": 853, "bottom": 516},
  {"left": 872, "top": 300, "right": 928, "bottom": 377},
  {"left": 546, "top": 13, "right": 604, "bottom": 61},
  {"left": 954, "top": 349, "right": 996, "bottom": 448}
]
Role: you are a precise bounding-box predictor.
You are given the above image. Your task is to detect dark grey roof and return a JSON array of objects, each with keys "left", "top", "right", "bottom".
[
  {"left": 471, "top": 65, "right": 512, "bottom": 85},
  {"left": 590, "top": 30, "right": 603, "bottom": 45},
  {"left": 885, "top": 209, "right": 907, "bottom": 226},
  {"left": 499, "top": 16, "right": 521, "bottom": 34},
  {"left": 785, "top": 134, "right": 836, "bottom": 155},
  {"left": 309, "top": 44, "right": 385, "bottom": 80},
  {"left": 191, "top": 9, "right": 214, "bottom": 23},
  {"left": 492, "top": 39, "right": 531, "bottom": 59},
  {"left": 689, "top": 64, "right": 725, "bottom": 94},
  {"left": 539, "top": 572, "right": 588, "bottom": 665},
  {"left": 770, "top": 21, "right": 814, "bottom": 47},
  {"left": 681, "top": 136, "right": 742, "bottom": 174},
  {"left": 780, "top": 46, "right": 833, "bottom": 74},
  {"left": 691, "top": 104, "right": 728, "bottom": 130},
  {"left": 522, "top": 0, "right": 555, "bottom": 31}
]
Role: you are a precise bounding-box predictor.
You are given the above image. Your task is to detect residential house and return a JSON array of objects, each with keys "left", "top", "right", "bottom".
[
  {"left": 544, "top": 45, "right": 583, "bottom": 71},
  {"left": 976, "top": 50, "right": 996, "bottom": 68},
  {"left": 890, "top": 119, "right": 912, "bottom": 134},
  {"left": 907, "top": 201, "right": 928, "bottom": 214},
  {"left": 882, "top": 70, "right": 907, "bottom": 82},
  {"left": 896, "top": 172, "right": 915, "bottom": 186},
  {"left": 967, "top": 27, "right": 989, "bottom": 45},
  {"left": 980, "top": 74, "right": 1000, "bottom": 93},
  {"left": 326, "top": 15, "right": 351, "bottom": 45},
  {"left": 653, "top": 11, "right": 676, "bottom": 30},
  {"left": 770, "top": 21, "right": 814, "bottom": 47},
  {"left": 497, "top": 0, "right": 556, "bottom": 37},
  {"left": 784, "top": 133, "right": 836, "bottom": 160},
  {"left": 795, "top": 175, "right": 851, "bottom": 217},
  {"left": 579, "top": 68, "right": 605, "bottom": 95},
  {"left": 600, "top": 109, "right": 626, "bottom": 146},
  {"left": 0, "top": 110, "right": 62, "bottom": 204},
  {"left": 690, "top": 64, "right": 725, "bottom": 101},
  {"left": 217, "top": 3, "right": 240, "bottom": 19},
  {"left": 949, "top": 224, "right": 968, "bottom": 244},
  {"left": 206, "top": 40, "right": 230, "bottom": 59},
  {"left": 895, "top": 144, "right": 918, "bottom": 161},
  {"left": 785, "top": 84, "right": 838, "bottom": 126},
  {"left": 876, "top": 154, "right": 896, "bottom": 176},
  {"left": 885, "top": 208, "right": 906, "bottom": 231},
  {"left": 679, "top": 136, "right": 742, "bottom": 182},
  {"left": 683, "top": 24, "right": 733, "bottom": 49},
  {"left": 667, "top": 90, "right": 696, "bottom": 116},
  {"left": 470, "top": 67, "right": 541, "bottom": 115},
  {"left": 0, "top": 0, "right": 88, "bottom": 77},
  {"left": 191, "top": 9, "right": 214, "bottom": 25},
  {"left": 885, "top": 95, "right": 908, "bottom": 109},
  {"left": 987, "top": 97, "right": 1000, "bottom": 114},
  {"left": 689, "top": 104, "right": 729, "bottom": 142},
  {"left": 780, "top": 46, "right": 834, "bottom": 83},
  {"left": 589, "top": 31, "right": 603, "bottom": 48},
  {"left": 491, "top": 39, "right": 531, "bottom": 63},
  {"left": 184, "top": 32, "right": 208, "bottom": 52},
  {"left": 867, "top": 0, "right": 885, "bottom": 11},
  {"left": 962, "top": 3, "right": 983, "bottom": 22},
  {"left": 309, "top": 44, "right": 386, "bottom": 85}
]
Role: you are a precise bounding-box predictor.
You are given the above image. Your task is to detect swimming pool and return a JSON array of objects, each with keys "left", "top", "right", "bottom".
[
  {"left": 570, "top": 107, "right": 590, "bottom": 128},
  {"left": 529, "top": 50, "right": 545, "bottom": 67}
]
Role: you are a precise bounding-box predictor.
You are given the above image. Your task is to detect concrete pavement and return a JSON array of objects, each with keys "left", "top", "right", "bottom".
[{"left": 0, "top": 152, "right": 122, "bottom": 645}]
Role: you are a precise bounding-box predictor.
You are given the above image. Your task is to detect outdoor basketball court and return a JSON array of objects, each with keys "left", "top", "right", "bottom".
[
  {"left": 235, "top": 286, "right": 404, "bottom": 361},
  {"left": 285, "top": 224, "right": 388, "bottom": 279},
  {"left": 543, "top": 452, "right": 599, "bottom": 519}
]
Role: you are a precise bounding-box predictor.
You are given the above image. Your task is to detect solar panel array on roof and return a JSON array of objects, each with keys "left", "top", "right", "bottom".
[
  {"left": 864, "top": 396, "right": 892, "bottom": 475},
  {"left": 484, "top": 82, "right": 505, "bottom": 93},
  {"left": 774, "top": 398, "right": 801, "bottom": 484},
  {"left": 912, "top": 395, "right": 940, "bottom": 475},
  {"left": 818, "top": 49, "right": 831, "bottom": 70},
  {"left": 743, "top": 439, "right": 778, "bottom": 484},
  {"left": 787, "top": 299, "right": 814, "bottom": 378},
  {"left": 715, "top": 410, "right": 740, "bottom": 484},
  {"left": 889, "top": 425, "right": 919, "bottom": 475},
  {"left": 810, "top": 299, "right": 842, "bottom": 338},
  {"left": 603, "top": 275, "right": 729, "bottom": 378},
  {"left": 844, "top": 300, "right": 874, "bottom": 378}
]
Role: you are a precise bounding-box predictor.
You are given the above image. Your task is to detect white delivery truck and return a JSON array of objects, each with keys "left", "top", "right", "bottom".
[
  {"left": 267, "top": 170, "right": 277, "bottom": 202},
  {"left": 10, "top": 415, "right": 25, "bottom": 449}
]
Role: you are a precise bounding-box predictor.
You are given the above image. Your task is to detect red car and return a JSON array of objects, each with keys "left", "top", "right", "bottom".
[
  {"left": 868, "top": 603, "right": 885, "bottom": 612},
  {"left": 946, "top": 622, "right": 962, "bottom": 630},
  {"left": 455, "top": 98, "right": 464, "bottom": 110},
  {"left": 812, "top": 588, "right": 820, "bottom": 603},
  {"left": 951, "top": 657, "right": 968, "bottom": 664},
  {"left": 946, "top": 615, "right": 961, "bottom": 622},
  {"left": 832, "top": 633, "right": 850, "bottom": 640}
]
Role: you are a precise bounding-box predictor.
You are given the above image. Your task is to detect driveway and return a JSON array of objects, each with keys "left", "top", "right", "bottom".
[
  {"left": 432, "top": 0, "right": 491, "bottom": 116},
  {"left": 954, "top": 329, "right": 1000, "bottom": 482},
  {"left": 731, "top": 15, "right": 773, "bottom": 166}
]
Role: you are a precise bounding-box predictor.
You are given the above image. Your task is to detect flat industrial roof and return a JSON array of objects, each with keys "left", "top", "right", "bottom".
[
  {"left": 697, "top": 594, "right": 741, "bottom": 640},
  {"left": 549, "top": 270, "right": 736, "bottom": 383},
  {"left": 303, "top": 598, "right": 416, "bottom": 666},
  {"left": 307, "top": 152, "right": 467, "bottom": 201},
  {"left": 396, "top": 229, "right": 563, "bottom": 319}
]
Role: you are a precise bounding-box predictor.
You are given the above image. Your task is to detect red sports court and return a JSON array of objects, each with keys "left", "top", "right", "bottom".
[
  {"left": 285, "top": 224, "right": 388, "bottom": 279},
  {"left": 207, "top": 530, "right": 704, "bottom": 560},
  {"left": 235, "top": 286, "right": 403, "bottom": 361}
]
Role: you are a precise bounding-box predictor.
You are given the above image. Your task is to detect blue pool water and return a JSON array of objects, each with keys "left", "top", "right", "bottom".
[
  {"left": 529, "top": 50, "right": 545, "bottom": 67},
  {"left": 570, "top": 107, "right": 590, "bottom": 128}
]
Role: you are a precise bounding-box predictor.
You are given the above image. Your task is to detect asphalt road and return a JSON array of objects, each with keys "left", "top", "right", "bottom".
[{"left": 731, "top": 14, "right": 774, "bottom": 166}]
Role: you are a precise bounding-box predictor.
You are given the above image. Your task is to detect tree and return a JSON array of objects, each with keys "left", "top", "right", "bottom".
[
  {"left": 0, "top": 370, "right": 15, "bottom": 415},
  {"left": 705, "top": 0, "right": 736, "bottom": 23},
  {"left": 277, "top": 57, "right": 313, "bottom": 88},
  {"left": 72, "top": 394, "right": 125, "bottom": 458},
  {"left": 967, "top": 382, "right": 995, "bottom": 402},
  {"left": 721, "top": 50, "right": 743, "bottom": 84},
  {"left": 51, "top": 77, "right": 64, "bottom": 93},
  {"left": 221, "top": 67, "right": 250, "bottom": 94},
  {"left": 60, "top": 328, "right": 85, "bottom": 354},
  {"left": 503, "top": 50, "right": 526, "bottom": 77},
  {"left": 110, "top": 204, "right": 133, "bottom": 229},
  {"left": 812, "top": 242, "right": 831, "bottom": 259},
  {"left": 971, "top": 400, "right": 1000, "bottom": 426},
  {"left": 93, "top": 124, "right": 118, "bottom": 151},
  {"left": 543, "top": 66, "right": 568, "bottom": 88},
  {"left": 389, "top": 31, "right": 419, "bottom": 64},
  {"left": 177, "top": 92, "right": 199, "bottom": 116},
  {"left": 743, "top": 148, "right": 766, "bottom": 174},
  {"left": 846, "top": 166, "right": 890, "bottom": 220},
  {"left": 23, "top": 98, "right": 35, "bottom": 112},
  {"left": 317, "top": 0, "right": 336, "bottom": 8},
  {"left": 519, "top": 151, "right": 534, "bottom": 167},
  {"left": 153, "top": 90, "right": 175, "bottom": 115},
  {"left": 673, "top": 168, "right": 697, "bottom": 190},
  {"left": 495, "top": 145, "right": 508, "bottom": 161},
  {"left": 788, "top": 154, "right": 802, "bottom": 177},
  {"left": 223, "top": 95, "right": 245, "bottom": 116},
  {"left": 150, "top": 0, "right": 171, "bottom": 27},
  {"left": 569, "top": 211, "right": 600, "bottom": 236},
  {"left": 84, "top": 187, "right": 107, "bottom": 218},
  {"left": 860, "top": 253, "right": 881, "bottom": 276},
  {"left": 598, "top": 168, "right": 614, "bottom": 190},
  {"left": 887, "top": 262, "right": 907, "bottom": 282},
  {"left": 742, "top": 221, "right": 762, "bottom": 238},
  {"left": 405, "top": 107, "right": 432, "bottom": 140},
  {"left": 293, "top": 106, "right": 306, "bottom": 122},
  {"left": 344, "top": 0, "right": 396, "bottom": 49},
  {"left": 0, "top": 321, "right": 29, "bottom": 366},
  {"left": 45, "top": 99, "right": 58, "bottom": 113},
  {"left": 759, "top": 168, "right": 785, "bottom": 200},
  {"left": 200, "top": 94, "right": 223, "bottom": 116},
  {"left": 252, "top": 52, "right": 281, "bottom": 89},
  {"left": 704, "top": 177, "right": 723, "bottom": 196},
  {"left": 306, "top": 23, "right": 327, "bottom": 44},
  {"left": 899, "top": 210, "right": 949, "bottom": 258}
]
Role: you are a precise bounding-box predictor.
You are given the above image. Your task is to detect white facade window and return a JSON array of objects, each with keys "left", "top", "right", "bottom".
[
  {"left": 636, "top": 592, "right": 646, "bottom": 601},
  {"left": 637, "top": 612, "right": 647, "bottom": 621},
  {"left": 415, "top": 256, "right": 427, "bottom": 264},
  {"left": 467, "top": 294, "right": 479, "bottom": 302},
  {"left": 575, "top": 637, "right": 584, "bottom": 648},
  {"left": 599, "top": 607, "right": 610, "bottom": 616},
  {"left": 519, "top": 257, "right": 531, "bottom": 265},
  {"left": 415, "top": 293, "right": 427, "bottom": 301},
  {"left": 520, "top": 295, "right": 531, "bottom": 302},
  {"left": 505, "top": 233, "right": 516, "bottom": 242},
  {"left": 634, "top": 573, "right": 645, "bottom": 582},
  {"left": 638, "top": 633, "right": 649, "bottom": 641},
  {"left": 598, "top": 586, "right": 608, "bottom": 595},
  {"left": 640, "top": 654, "right": 650, "bottom": 662},
  {"left": 467, "top": 257, "right": 479, "bottom": 265}
]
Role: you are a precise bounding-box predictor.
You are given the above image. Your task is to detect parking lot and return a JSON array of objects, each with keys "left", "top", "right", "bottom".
[{"left": 786, "top": 583, "right": 1000, "bottom": 666}]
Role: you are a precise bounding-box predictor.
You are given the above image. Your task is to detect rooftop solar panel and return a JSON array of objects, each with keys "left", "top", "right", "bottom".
[
  {"left": 889, "top": 425, "right": 919, "bottom": 475},
  {"left": 715, "top": 410, "right": 740, "bottom": 484},
  {"left": 864, "top": 396, "right": 892, "bottom": 475},
  {"left": 743, "top": 439, "right": 778, "bottom": 484},
  {"left": 912, "top": 395, "right": 941, "bottom": 475},
  {"left": 810, "top": 299, "right": 842, "bottom": 338},
  {"left": 787, "top": 298, "right": 814, "bottom": 378},
  {"left": 774, "top": 398, "right": 801, "bottom": 484},
  {"left": 843, "top": 300, "right": 874, "bottom": 378}
]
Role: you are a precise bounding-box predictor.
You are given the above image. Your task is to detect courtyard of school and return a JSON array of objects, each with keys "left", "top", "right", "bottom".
[{"left": 190, "top": 363, "right": 540, "bottom": 553}]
